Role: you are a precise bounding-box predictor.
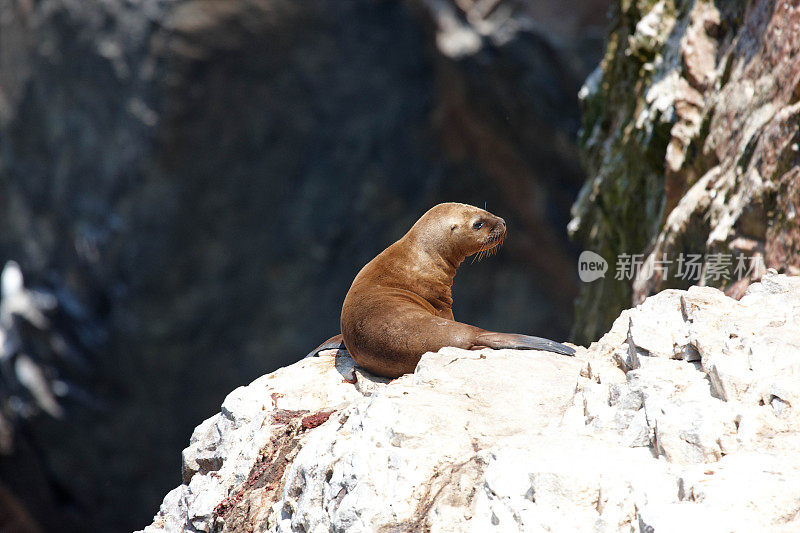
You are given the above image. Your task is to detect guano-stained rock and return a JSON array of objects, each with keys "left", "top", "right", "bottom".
[
  {"left": 142, "top": 272, "right": 800, "bottom": 532},
  {"left": 571, "top": 0, "right": 800, "bottom": 345}
]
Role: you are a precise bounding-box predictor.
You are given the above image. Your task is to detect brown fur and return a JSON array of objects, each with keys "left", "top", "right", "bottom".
[{"left": 333, "top": 203, "right": 573, "bottom": 378}]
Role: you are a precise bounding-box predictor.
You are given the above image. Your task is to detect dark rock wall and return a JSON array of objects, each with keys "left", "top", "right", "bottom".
[
  {"left": 0, "top": 0, "right": 607, "bottom": 530},
  {"left": 571, "top": 0, "right": 800, "bottom": 344}
]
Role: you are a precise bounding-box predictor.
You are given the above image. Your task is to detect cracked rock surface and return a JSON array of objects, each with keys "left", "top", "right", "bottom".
[{"left": 142, "top": 272, "right": 800, "bottom": 532}]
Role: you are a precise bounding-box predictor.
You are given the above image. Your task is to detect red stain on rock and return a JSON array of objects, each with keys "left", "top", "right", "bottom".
[{"left": 301, "top": 410, "right": 334, "bottom": 429}]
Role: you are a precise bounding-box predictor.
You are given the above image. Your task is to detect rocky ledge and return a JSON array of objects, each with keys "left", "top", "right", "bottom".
[{"left": 142, "top": 272, "right": 800, "bottom": 532}]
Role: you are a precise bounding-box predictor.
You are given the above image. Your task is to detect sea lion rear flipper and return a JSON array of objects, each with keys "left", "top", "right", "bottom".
[
  {"left": 304, "top": 334, "right": 347, "bottom": 359},
  {"left": 475, "top": 332, "right": 575, "bottom": 356}
]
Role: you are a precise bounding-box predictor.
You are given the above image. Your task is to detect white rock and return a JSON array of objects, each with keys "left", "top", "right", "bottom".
[{"left": 141, "top": 274, "right": 800, "bottom": 533}]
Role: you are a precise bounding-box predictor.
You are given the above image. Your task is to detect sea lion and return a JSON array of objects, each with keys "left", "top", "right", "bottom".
[{"left": 308, "top": 203, "right": 575, "bottom": 378}]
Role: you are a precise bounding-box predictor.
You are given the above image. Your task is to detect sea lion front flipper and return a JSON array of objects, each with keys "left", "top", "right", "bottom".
[
  {"left": 474, "top": 332, "right": 575, "bottom": 356},
  {"left": 305, "top": 333, "right": 347, "bottom": 359}
]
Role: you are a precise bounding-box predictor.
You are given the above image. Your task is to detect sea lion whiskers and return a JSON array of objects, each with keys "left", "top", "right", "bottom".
[{"left": 471, "top": 230, "right": 505, "bottom": 263}]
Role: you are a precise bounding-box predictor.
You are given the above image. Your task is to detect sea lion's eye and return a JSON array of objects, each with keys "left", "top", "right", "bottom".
[{"left": 472, "top": 221, "right": 484, "bottom": 230}]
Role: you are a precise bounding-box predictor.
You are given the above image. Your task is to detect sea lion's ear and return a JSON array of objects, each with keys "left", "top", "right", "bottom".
[{"left": 450, "top": 224, "right": 457, "bottom": 231}]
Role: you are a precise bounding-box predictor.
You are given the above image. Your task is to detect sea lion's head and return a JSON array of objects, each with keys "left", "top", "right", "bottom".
[{"left": 409, "top": 203, "right": 507, "bottom": 263}]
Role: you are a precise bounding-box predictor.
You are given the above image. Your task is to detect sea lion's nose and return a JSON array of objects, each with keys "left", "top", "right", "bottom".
[{"left": 497, "top": 217, "right": 506, "bottom": 227}]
